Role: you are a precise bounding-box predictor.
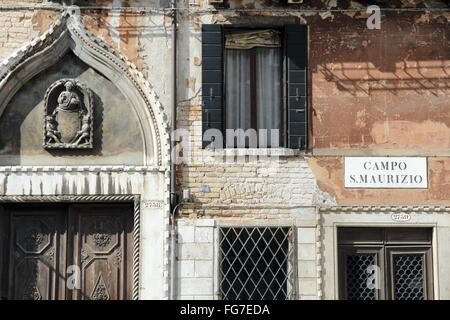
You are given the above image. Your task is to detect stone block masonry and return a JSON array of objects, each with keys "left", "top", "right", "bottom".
[{"left": 176, "top": 219, "right": 216, "bottom": 300}]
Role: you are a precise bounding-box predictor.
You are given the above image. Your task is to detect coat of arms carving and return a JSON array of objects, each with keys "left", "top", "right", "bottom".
[{"left": 43, "top": 79, "right": 93, "bottom": 149}]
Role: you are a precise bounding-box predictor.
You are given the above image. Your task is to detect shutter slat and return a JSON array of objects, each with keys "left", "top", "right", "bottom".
[
  {"left": 202, "top": 24, "right": 224, "bottom": 148},
  {"left": 285, "top": 24, "right": 308, "bottom": 149}
]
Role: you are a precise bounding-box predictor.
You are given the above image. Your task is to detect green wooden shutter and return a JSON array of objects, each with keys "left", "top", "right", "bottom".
[
  {"left": 285, "top": 24, "right": 308, "bottom": 149},
  {"left": 202, "top": 24, "right": 224, "bottom": 148}
]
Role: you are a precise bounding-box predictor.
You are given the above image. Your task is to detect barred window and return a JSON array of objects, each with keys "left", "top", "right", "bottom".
[{"left": 219, "top": 227, "right": 296, "bottom": 300}]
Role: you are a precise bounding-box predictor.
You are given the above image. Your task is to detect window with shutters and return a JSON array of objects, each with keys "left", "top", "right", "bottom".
[
  {"left": 224, "top": 29, "right": 283, "bottom": 148},
  {"left": 338, "top": 227, "right": 434, "bottom": 300},
  {"left": 202, "top": 24, "right": 308, "bottom": 150}
]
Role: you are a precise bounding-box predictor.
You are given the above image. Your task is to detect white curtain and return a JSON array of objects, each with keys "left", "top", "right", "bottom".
[
  {"left": 225, "top": 44, "right": 282, "bottom": 147},
  {"left": 225, "top": 49, "right": 251, "bottom": 131},
  {"left": 256, "top": 47, "right": 281, "bottom": 133}
]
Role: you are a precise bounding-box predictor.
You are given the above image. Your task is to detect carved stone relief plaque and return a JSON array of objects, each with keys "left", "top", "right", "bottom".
[{"left": 43, "top": 79, "right": 93, "bottom": 149}]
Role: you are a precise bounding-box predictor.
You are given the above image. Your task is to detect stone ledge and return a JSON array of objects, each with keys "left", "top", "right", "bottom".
[
  {"left": 312, "top": 148, "right": 450, "bottom": 157},
  {"left": 206, "top": 148, "right": 302, "bottom": 157},
  {"left": 319, "top": 206, "right": 450, "bottom": 213},
  {"left": 0, "top": 165, "right": 169, "bottom": 173}
]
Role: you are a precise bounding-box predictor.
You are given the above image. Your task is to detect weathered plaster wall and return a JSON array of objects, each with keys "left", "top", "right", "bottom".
[
  {"left": 309, "top": 12, "right": 449, "bottom": 152},
  {"left": 0, "top": 0, "right": 448, "bottom": 301},
  {"left": 175, "top": 1, "right": 450, "bottom": 209},
  {"left": 1, "top": 0, "right": 447, "bottom": 206}
]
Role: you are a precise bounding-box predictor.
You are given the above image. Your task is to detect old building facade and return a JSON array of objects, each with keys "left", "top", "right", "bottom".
[{"left": 0, "top": 0, "right": 448, "bottom": 300}]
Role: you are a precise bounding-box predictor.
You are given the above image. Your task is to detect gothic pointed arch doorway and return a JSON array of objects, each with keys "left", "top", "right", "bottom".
[{"left": 0, "top": 7, "right": 170, "bottom": 300}]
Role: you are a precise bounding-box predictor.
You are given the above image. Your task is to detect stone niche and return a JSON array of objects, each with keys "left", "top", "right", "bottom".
[{"left": 0, "top": 51, "right": 145, "bottom": 166}]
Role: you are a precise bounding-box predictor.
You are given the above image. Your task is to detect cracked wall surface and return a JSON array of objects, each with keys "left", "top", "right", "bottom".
[{"left": 0, "top": 0, "right": 448, "bottom": 207}]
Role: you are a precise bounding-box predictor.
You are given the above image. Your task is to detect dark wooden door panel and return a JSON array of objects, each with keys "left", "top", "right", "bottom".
[
  {"left": 0, "top": 206, "right": 8, "bottom": 300},
  {"left": 0, "top": 203, "right": 133, "bottom": 300},
  {"left": 7, "top": 207, "right": 66, "bottom": 300},
  {"left": 69, "top": 204, "right": 133, "bottom": 300}
]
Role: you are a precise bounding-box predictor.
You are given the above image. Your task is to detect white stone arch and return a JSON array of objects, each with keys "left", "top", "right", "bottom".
[{"left": 0, "top": 6, "right": 170, "bottom": 168}]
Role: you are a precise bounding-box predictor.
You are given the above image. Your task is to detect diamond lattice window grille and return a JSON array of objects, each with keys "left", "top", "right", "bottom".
[{"left": 219, "top": 227, "right": 296, "bottom": 300}]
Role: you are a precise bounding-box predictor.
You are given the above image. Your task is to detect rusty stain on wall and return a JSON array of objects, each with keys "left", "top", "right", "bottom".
[
  {"left": 370, "top": 120, "right": 449, "bottom": 148},
  {"left": 82, "top": 0, "right": 144, "bottom": 70},
  {"left": 309, "top": 12, "right": 449, "bottom": 150},
  {"left": 31, "top": 10, "right": 59, "bottom": 36}
]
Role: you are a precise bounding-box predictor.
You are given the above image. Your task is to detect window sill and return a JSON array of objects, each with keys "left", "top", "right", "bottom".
[{"left": 206, "top": 148, "right": 302, "bottom": 157}]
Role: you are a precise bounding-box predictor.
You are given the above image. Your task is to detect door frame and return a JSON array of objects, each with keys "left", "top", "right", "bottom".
[
  {"left": 336, "top": 226, "right": 434, "bottom": 300},
  {"left": 0, "top": 194, "right": 141, "bottom": 300}
]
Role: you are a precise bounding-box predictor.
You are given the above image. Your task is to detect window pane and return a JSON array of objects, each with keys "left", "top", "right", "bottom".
[
  {"left": 393, "top": 254, "right": 425, "bottom": 300},
  {"left": 256, "top": 47, "right": 281, "bottom": 147},
  {"left": 225, "top": 49, "right": 251, "bottom": 132},
  {"left": 345, "top": 254, "right": 377, "bottom": 300}
]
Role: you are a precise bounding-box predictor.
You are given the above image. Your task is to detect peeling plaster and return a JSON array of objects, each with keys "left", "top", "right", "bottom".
[
  {"left": 32, "top": 10, "right": 59, "bottom": 37},
  {"left": 109, "top": 0, "right": 122, "bottom": 47},
  {"left": 370, "top": 120, "right": 450, "bottom": 148}
]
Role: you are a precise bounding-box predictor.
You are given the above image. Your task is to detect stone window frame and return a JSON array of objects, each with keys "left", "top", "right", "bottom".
[{"left": 213, "top": 221, "right": 299, "bottom": 300}]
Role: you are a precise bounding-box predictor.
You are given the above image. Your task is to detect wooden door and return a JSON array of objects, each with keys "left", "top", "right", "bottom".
[
  {"left": 68, "top": 204, "right": 133, "bottom": 300},
  {"left": 0, "top": 203, "right": 133, "bottom": 300},
  {"left": 4, "top": 206, "right": 67, "bottom": 300}
]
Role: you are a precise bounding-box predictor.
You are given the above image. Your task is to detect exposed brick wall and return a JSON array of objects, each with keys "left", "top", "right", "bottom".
[
  {"left": 0, "top": 10, "right": 36, "bottom": 61},
  {"left": 175, "top": 104, "right": 329, "bottom": 217},
  {"left": 0, "top": 1, "right": 59, "bottom": 62}
]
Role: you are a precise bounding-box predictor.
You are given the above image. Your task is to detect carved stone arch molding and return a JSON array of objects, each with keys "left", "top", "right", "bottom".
[{"left": 0, "top": 6, "right": 170, "bottom": 167}]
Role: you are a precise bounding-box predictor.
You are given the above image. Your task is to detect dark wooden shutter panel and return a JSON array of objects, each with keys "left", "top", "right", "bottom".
[
  {"left": 202, "top": 24, "right": 224, "bottom": 148},
  {"left": 285, "top": 24, "right": 308, "bottom": 149}
]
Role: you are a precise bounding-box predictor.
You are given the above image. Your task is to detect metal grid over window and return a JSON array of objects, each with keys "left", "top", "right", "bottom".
[
  {"left": 393, "top": 254, "right": 425, "bottom": 300},
  {"left": 345, "top": 254, "right": 376, "bottom": 300},
  {"left": 219, "top": 227, "right": 296, "bottom": 300}
]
